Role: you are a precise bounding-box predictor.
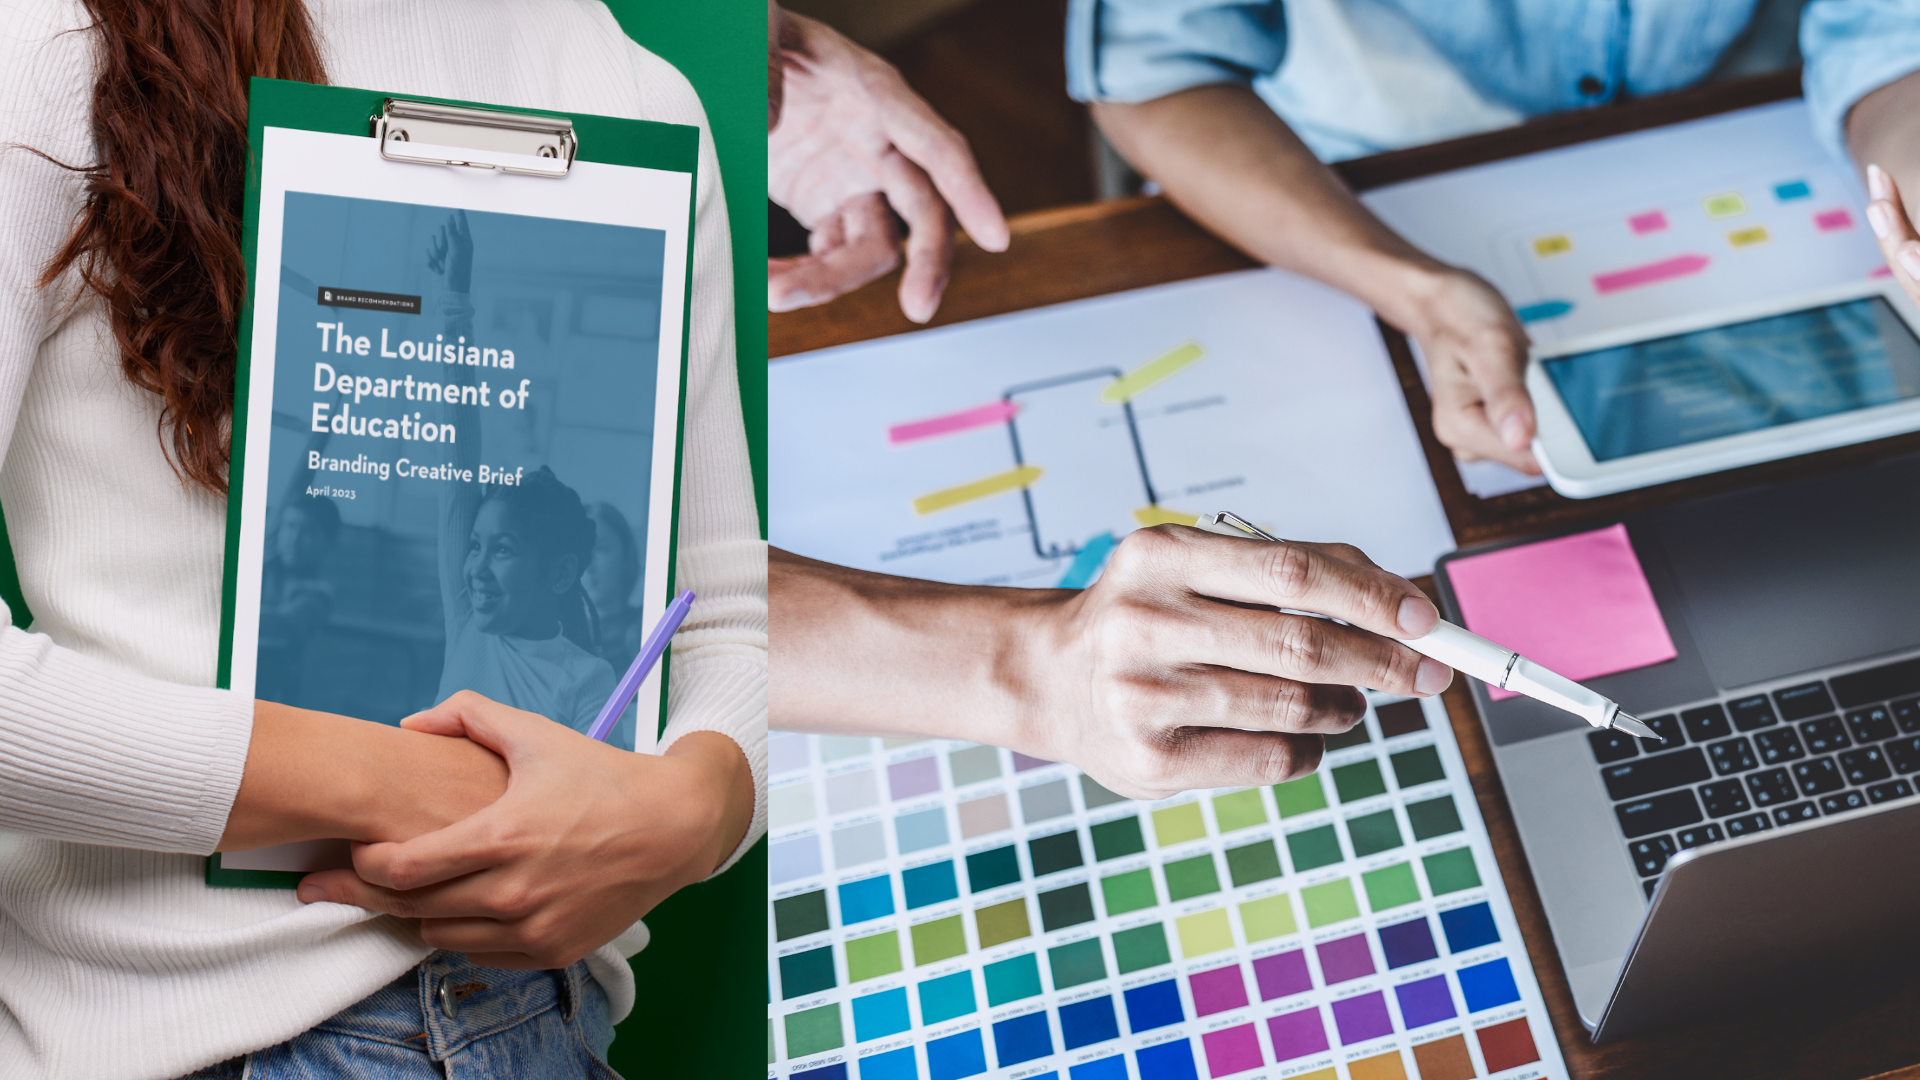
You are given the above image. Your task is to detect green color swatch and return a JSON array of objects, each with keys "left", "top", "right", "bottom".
[
  {"left": 1390, "top": 745, "right": 1446, "bottom": 788},
  {"left": 1286, "top": 824, "right": 1345, "bottom": 872},
  {"left": 1408, "top": 794, "right": 1465, "bottom": 841},
  {"left": 983, "top": 953, "right": 1043, "bottom": 1005},
  {"left": 779, "top": 946, "right": 835, "bottom": 999},
  {"left": 1152, "top": 802, "right": 1208, "bottom": 846},
  {"left": 1361, "top": 862, "right": 1421, "bottom": 912},
  {"left": 767, "top": 1019, "right": 775, "bottom": 1066},
  {"left": 911, "top": 916, "right": 968, "bottom": 966},
  {"left": 1225, "top": 840, "right": 1283, "bottom": 887},
  {"left": 1039, "top": 883, "right": 1096, "bottom": 931},
  {"left": 1029, "top": 831, "right": 1085, "bottom": 876},
  {"left": 1091, "top": 816, "right": 1147, "bottom": 861},
  {"left": 1212, "top": 789, "right": 1268, "bottom": 832},
  {"left": 1240, "top": 894, "right": 1298, "bottom": 941},
  {"left": 783, "top": 1004, "right": 843, "bottom": 1058},
  {"left": 1101, "top": 868, "right": 1158, "bottom": 916},
  {"left": 976, "top": 899, "right": 1032, "bottom": 947},
  {"left": 845, "top": 930, "right": 902, "bottom": 982},
  {"left": 1332, "top": 758, "right": 1388, "bottom": 803},
  {"left": 1301, "top": 878, "right": 1361, "bottom": 927},
  {"left": 966, "top": 845, "right": 1022, "bottom": 892},
  {"left": 1423, "top": 847, "right": 1482, "bottom": 895},
  {"left": 1112, "top": 923, "right": 1172, "bottom": 973},
  {"left": 1164, "top": 854, "right": 1222, "bottom": 901},
  {"left": 1346, "top": 809, "right": 1403, "bottom": 857},
  {"left": 1049, "top": 938, "right": 1108, "bottom": 989},
  {"left": 773, "top": 890, "right": 829, "bottom": 941},
  {"left": 1326, "top": 723, "right": 1373, "bottom": 751},
  {"left": 1272, "top": 775, "right": 1330, "bottom": 817}
]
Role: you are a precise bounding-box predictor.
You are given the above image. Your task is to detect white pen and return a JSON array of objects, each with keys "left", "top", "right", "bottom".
[{"left": 1196, "top": 512, "right": 1663, "bottom": 741}]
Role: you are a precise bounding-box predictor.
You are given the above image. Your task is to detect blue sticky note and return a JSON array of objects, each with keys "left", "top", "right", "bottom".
[
  {"left": 1059, "top": 996, "right": 1120, "bottom": 1050},
  {"left": 918, "top": 971, "right": 977, "bottom": 1024},
  {"left": 1071, "top": 1057, "right": 1129, "bottom": 1080},
  {"left": 1775, "top": 180, "right": 1812, "bottom": 200},
  {"left": 853, "top": 987, "right": 911, "bottom": 1042},
  {"left": 1135, "top": 1038, "right": 1201, "bottom": 1080},
  {"left": 902, "top": 861, "right": 959, "bottom": 908},
  {"left": 1123, "top": 979, "right": 1184, "bottom": 1033},
  {"left": 1516, "top": 299, "right": 1574, "bottom": 323},
  {"left": 1058, "top": 533, "right": 1117, "bottom": 589},
  {"left": 926, "top": 1028, "right": 987, "bottom": 1080},
  {"left": 992, "top": 1012, "right": 1054, "bottom": 1068},
  {"left": 1457, "top": 957, "right": 1522, "bottom": 1012},
  {"left": 839, "top": 875, "right": 895, "bottom": 925},
  {"left": 1440, "top": 901, "right": 1500, "bottom": 953},
  {"left": 860, "top": 1047, "right": 918, "bottom": 1080}
]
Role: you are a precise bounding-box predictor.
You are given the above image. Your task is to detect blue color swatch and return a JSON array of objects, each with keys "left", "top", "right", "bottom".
[
  {"left": 983, "top": 953, "right": 1043, "bottom": 1006},
  {"left": 839, "top": 875, "right": 895, "bottom": 925},
  {"left": 1458, "top": 957, "right": 1523, "bottom": 1012},
  {"left": 860, "top": 1047, "right": 918, "bottom": 1080},
  {"left": 795, "top": 1066, "right": 849, "bottom": 1080},
  {"left": 1135, "top": 1038, "right": 1201, "bottom": 1080},
  {"left": 1058, "top": 996, "right": 1120, "bottom": 1050},
  {"left": 853, "top": 988, "right": 911, "bottom": 1042},
  {"left": 926, "top": 1028, "right": 987, "bottom": 1080},
  {"left": 992, "top": 1012, "right": 1054, "bottom": 1067},
  {"left": 1070, "top": 1057, "right": 1129, "bottom": 1080},
  {"left": 902, "top": 861, "right": 959, "bottom": 908},
  {"left": 918, "top": 971, "right": 977, "bottom": 1024},
  {"left": 1123, "top": 979, "right": 1185, "bottom": 1033},
  {"left": 1440, "top": 901, "right": 1499, "bottom": 953}
]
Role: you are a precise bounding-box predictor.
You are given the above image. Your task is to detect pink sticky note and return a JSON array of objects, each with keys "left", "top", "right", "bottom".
[
  {"left": 1627, "top": 209, "right": 1669, "bottom": 235},
  {"left": 1447, "top": 523, "right": 1677, "bottom": 700},
  {"left": 1813, "top": 208, "right": 1854, "bottom": 232}
]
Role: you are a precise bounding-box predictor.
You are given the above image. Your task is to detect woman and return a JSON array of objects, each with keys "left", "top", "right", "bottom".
[{"left": 0, "top": 1, "right": 765, "bottom": 1077}]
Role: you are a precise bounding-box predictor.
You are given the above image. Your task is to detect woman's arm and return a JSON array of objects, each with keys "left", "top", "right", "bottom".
[{"left": 430, "top": 212, "right": 485, "bottom": 634}]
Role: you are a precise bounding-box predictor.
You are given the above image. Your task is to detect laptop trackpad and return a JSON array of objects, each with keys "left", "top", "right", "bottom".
[{"left": 1656, "top": 453, "right": 1920, "bottom": 690}]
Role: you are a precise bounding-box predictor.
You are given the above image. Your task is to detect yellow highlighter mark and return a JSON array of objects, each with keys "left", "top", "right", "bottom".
[
  {"left": 1133, "top": 505, "right": 1199, "bottom": 527},
  {"left": 1531, "top": 234, "right": 1573, "bottom": 257},
  {"left": 1099, "top": 342, "right": 1205, "bottom": 404},
  {"left": 1703, "top": 192, "right": 1748, "bottom": 218},
  {"left": 1727, "top": 225, "right": 1770, "bottom": 248},
  {"left": 913, "top": 465, "right": 1043, "bottom": 515}
]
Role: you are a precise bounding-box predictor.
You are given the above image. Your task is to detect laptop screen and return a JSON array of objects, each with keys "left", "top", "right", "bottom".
[{"left": 1544, "top": 296, "right": 1920, "bottom": 462}]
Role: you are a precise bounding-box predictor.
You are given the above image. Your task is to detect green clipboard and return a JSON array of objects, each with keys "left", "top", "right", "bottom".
[{"left": 208, "top": 78, "right": 698, "bottom": 888}]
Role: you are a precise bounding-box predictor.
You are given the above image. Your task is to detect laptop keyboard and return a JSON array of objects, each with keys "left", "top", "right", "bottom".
[{"left": 1588, "top": 656, "right": 1920, "bottom": 899}]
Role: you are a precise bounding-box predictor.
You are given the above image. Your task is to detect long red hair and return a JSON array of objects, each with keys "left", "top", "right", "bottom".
[{"left": 39, "top": 0, "right": 326, "bottom": 495}]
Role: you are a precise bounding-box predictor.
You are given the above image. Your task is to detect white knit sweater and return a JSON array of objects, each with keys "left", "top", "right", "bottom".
[{"left": 0, "top": 2, "right": 768, "bottom": 1077}]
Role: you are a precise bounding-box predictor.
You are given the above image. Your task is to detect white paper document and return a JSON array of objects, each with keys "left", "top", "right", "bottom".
[
  {"left": 770, "top": 268, "right": 1457, "bottom": 584},
  {"left": 1363, "top": 100, "right": 1886, "bottom": 497}
]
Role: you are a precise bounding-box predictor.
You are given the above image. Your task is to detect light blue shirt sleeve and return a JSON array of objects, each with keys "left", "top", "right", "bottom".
[
  {"left": 1801, "top": 0, "right": 1920, "bottom": 162},
  {"left": 1066, "top": 0, "right": 1288, "bottom": 103}
]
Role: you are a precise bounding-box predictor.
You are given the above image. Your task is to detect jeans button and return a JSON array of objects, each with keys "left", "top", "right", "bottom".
[{"left": 438, "top": 975, "right": 459, "bottom": 1020}]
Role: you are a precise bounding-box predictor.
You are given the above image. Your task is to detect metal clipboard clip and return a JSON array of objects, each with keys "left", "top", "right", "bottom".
[{"left": 370, "top": 99, "right": 576, "bottom": 178}]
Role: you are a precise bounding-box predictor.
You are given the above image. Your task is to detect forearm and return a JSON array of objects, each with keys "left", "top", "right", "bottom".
[
  {"left": 217, "top": 701, "right": 507, "bottom": 851},
  {"left": 664, "top": 730, "right": 757, "bottom": 874},
  {"left": 1091, "top": 84, "right": 1446, "bottom": 333},
  {"left": 769, "top": 548, "right": 1059, "bottom": 755},
  {"left": 1847, "top": 69, "right": 1920, "bottom": 222}
]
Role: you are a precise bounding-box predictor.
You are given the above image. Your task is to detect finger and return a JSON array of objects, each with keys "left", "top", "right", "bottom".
[
  {"left": 880, "top": 151, "right": 954, "bottom": 323},
  {"left": 1116, "top": 528, "right": 1438, "bottom": 641},
  {"left": 1128, "top": 666, "right": 1371, "bottom": 734},
  {"left": 351, "top": 813, "right": 504, "bottom": 891},
  {"left": 1428, "top": 358, "right": 1542, "bottom": 474},
  {"left": 1866, "top": 165, "right": 1920, "bottom": 297},
  {"left": 296, "top": 867, "right": 422, "bottom": 916},
  {"left": 1096, "top": 728, "right": 1325, "bottom": 801},
  {"left": 768, "top": 197, "right": 899, "bottom": 311},
  {"left": 872, "top": 68, "right": 1009, "bottom": 252},
  {"left": 1146, "top": 606, "right": 1450, "bottom": 697}
]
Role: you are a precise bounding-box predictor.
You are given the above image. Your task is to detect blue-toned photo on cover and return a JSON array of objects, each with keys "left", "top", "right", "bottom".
[
  {"left": 1544, "top": 297, "right": 1920, "bottom": 462},
  {"left": 258, "top": 193, "right": 667, "bottom": 749}
]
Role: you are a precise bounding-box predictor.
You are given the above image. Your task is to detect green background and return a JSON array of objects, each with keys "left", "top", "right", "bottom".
[
  {"left": 0, "top": 2, "right": 767, "bottom": 1076},
  {"left": 601, "top": 3, "right": 766, "bottom": 1078}
]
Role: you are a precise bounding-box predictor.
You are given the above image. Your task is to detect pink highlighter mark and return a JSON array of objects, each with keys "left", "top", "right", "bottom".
[
  {"left": 1871, "top": 264, "right": 1896, "bottom": 279},
  {"left": 888, "top": 399, "right": 1017, "bottom": 444},
  {"left": 1592, "top": 253, "right": 1711, "bottom": 295},
  {"left": 1814, "top": 208, "right": 1855, "bottom": 232},
  {"left": 1447, "top": 523, "right": 1677, "bottom": 701},
  {"left": 1627, "top": 209, "right": 1669, "bottom": 235}
]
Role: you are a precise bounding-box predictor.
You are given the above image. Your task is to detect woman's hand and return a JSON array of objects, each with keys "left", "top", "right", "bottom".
[
  {"left": 1867, "top": 165, "right": 1920, "bottom": 308},
  {"left": 1402, "top": 265, "right": 1540, "bottom": 475},
  {"left": 1020, "top": 527, "right": 1451, "bottom": 800},
  {"left": 294, "top": 693, "right": 754, "bottom": 970}
]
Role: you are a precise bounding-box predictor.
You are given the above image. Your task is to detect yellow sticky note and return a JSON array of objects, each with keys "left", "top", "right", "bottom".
[
  {"left": 912, "top": 465, "right": 1041, "bottom": 515},
  {"left": 1133, "top": 506, "right": 1198, "bottom": 527},
  {"left": 1100, "top": 342, "right": 1205, "bottom": 403},
  {"left": 1703, "top": 191, "right": 1748, "bottom": 218},
  {"left": 1174, "top": 908, "right": 1235, "bottom": 958},
  {"left": 1531, "top": 234, "right": 1572, "bottom": 257},
  {"left": 1728, "top": 225, "right": 1770, "bottom": 247}
]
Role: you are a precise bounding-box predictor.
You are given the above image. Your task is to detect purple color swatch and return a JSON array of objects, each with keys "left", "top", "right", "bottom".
[
  {"left": 1377, "top": 917, "right": 1439, "bottom": 969},
  {"left": 1201, "top": 1024, "right": 1264, "bottom": 1077},
  {"left": 1315, "top": 933, "right": 1376, "bottom": 984},
  {"left": 1266, "top": 1007, "right": 1329, "bottom": 1061},
  {"left": 1393, "top": 975, "right": 1456, "bottom": 1028},
  {"left": 1332, "top": 991, "right": 1394, "bottom": 1045},
  {"left": 1188, "top": 965, "right": 1250, "bottom": 1017},
  {"left": 888, "top": 757, "right": 941, "bottom": 800},
  {"left": 1011, "top": 752, "right": 1055, "bottom": 772},
  {"left": 1252, "top": 950, "right": 1313, "bottom": 1001}
]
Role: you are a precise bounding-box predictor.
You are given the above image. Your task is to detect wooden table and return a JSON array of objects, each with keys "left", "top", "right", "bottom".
[{"left": 772, "top": 72, "right": 1920, "bottom": 1080}]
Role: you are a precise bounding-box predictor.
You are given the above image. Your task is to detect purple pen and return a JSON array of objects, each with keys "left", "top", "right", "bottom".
[{"left": 586, "top": 589, "right": 696, "bottom": 743}]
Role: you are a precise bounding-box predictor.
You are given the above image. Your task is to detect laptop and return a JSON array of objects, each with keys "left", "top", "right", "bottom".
[{"left": 1431, "top": 450, "right": 1920, "bottom": 1041}]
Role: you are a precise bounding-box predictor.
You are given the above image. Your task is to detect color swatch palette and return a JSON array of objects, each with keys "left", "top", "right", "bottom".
[{"left": 768, "top": 696, "right": 1568, "bottom": 1080}]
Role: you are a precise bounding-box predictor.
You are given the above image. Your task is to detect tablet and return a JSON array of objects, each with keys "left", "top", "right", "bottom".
[{"left": 1526, "top": 279, "right": 1920, "bottom": 497}]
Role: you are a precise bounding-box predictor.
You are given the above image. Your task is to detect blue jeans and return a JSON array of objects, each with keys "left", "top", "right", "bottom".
[{"left": 176, "top": 953, "right": 621, "bottom": 1078}]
